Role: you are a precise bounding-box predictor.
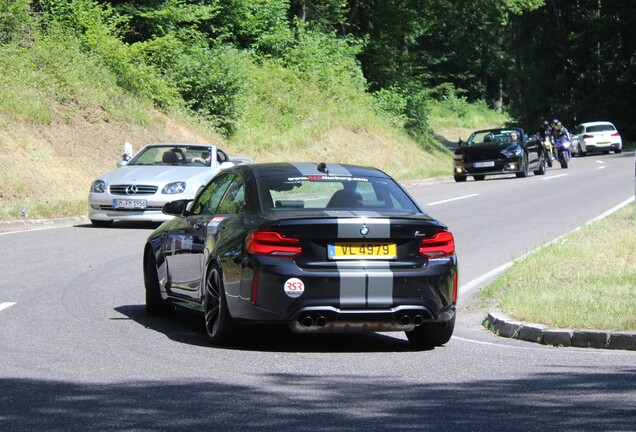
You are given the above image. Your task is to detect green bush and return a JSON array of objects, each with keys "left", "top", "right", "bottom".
[
  {"left": 372, "top": 87, "right": 408, "bottom": 128},
  {"left": 0, "top": 0, "right": 34, "bottom": 44}
]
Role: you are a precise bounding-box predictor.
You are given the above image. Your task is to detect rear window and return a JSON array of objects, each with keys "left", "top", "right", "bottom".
[
  {"left": 585, "top": 124, "right": 616, "bottom": 133},
  {"left": 257, "top": 175, "right": 421, "bottom": 213}
]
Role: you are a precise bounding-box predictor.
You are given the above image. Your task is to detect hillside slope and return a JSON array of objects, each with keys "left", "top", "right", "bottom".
[{"left": 0, "top": 108, "right": 452, "bottom": 220}]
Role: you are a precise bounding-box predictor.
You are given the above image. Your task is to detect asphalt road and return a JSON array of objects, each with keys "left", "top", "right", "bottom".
[{"left": 1, "top": 152, "right": 635, "bottom": 431}]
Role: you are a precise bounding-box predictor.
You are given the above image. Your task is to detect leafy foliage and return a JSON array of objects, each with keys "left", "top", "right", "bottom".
[{"left": 1, "top": 0, "right": 634, "bottom": 142}]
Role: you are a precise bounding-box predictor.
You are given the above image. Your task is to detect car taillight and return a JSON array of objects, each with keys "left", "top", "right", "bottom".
[
  {"left": 582, "top": 134, "right": 594, "bottom": 139},
  {"left": 611, "top": 132, "right": 620, "bottom": 137},
  {"left": 419, "top": 229, "right": 455, "bottom": 258},
  {"left": 246, "top": 231, "right": 302, "bottom": 257}
]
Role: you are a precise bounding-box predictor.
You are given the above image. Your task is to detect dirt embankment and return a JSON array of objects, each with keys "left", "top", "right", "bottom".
[{"left": 0, "top": 111, "right": 223, "bottom": 219}]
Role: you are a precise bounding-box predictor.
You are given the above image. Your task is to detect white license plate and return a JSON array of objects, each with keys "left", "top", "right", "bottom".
[
  {"left": 474, "top": 161, "right": 495, "bottom": 168},
  {"left": 113, "top": 199, "right": 147, "bottom": 209}
]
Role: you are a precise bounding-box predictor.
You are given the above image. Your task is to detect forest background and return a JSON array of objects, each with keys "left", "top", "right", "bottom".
[{"left": 0, "top": 0, "right": 634, "bottom": 219}]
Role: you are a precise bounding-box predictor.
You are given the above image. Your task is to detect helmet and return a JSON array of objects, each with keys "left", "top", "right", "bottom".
[
  {"left": 542, "top": 120, "right": 550, "bottom": 129},
  {"left": 552, "top": 119, "right": 559, "bottom": 127},
  {"left": 554, "top": 121, "right": 562, "bottom": 131}
]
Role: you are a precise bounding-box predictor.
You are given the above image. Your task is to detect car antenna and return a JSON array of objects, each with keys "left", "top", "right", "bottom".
[{"left": 317, "top": 162, "right": 329, "bottom": 174}]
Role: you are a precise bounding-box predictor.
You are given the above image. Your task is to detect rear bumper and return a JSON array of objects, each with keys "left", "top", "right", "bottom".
[
  {"left": 227, "top": 255, "right": 458, "bottom": 329},
  {"left": 289, "top": 304, "right": 455, "bottom": 333},
  {"left": 581, "top": 142, "right": 622, "bottom": 152}
]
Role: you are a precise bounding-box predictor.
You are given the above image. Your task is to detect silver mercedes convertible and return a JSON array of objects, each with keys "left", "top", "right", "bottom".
[{"left": 88, "top": 143, "right": 252, "bottom": 226}]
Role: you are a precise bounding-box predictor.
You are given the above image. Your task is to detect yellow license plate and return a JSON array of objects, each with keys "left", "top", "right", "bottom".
[{"left": 328, "top": 242, "right": 397, "bottom": 260}]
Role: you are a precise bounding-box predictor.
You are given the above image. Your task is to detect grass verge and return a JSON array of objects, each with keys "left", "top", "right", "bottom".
[{"left": 480, "top": 202, "right": 636, "bottom": 331}]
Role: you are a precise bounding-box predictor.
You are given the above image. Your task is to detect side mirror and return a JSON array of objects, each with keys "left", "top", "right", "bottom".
[
  {"left": 116, "top": 155, "right": 130, "bottom": 168},
  {"left": 162, "top": 199, "right": 191, "bottom": 216}
]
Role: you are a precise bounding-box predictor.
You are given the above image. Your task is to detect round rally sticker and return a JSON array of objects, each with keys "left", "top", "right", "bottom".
[{"left": 284, "top": 278, "right": 305, "bottom": 298}]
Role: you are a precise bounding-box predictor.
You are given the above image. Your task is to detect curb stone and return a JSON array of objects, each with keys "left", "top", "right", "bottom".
[
  {"left": 485, "top": 310, "right": 636, "bottom": 351},
  {"left": 0, "top": 216, "right": 89, "bottom": 233}
]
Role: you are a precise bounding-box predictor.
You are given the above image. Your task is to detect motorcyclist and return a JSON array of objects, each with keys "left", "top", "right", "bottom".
[
  {"left": 553, "top": 120, "right": 570, "bottom": 141},
  {"left": 538, "top": 120, "right": 552, "bottom": 140},
  {"left": 536, "top": 120, "right": 554, "bottom": 165}
]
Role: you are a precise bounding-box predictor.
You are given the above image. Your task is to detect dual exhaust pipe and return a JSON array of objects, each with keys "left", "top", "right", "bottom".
[
  {"left": 301, "top": 315, "right": 327, "bottom": 328},
  {"left": 299, "top": 314, "right": 424, "bottom": 328},
  {"left": 400, "top": 314, "right": 424, "bottom": 326}
]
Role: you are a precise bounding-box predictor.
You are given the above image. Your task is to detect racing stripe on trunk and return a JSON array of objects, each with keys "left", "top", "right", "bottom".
[
  {"left": 337, "top": 218, "right": 390, "bottom": 238},
  {"left": 338, "top": 269, "right": 366, "bottom": 307},
  {"left": 336, "top": 264, "right": 393, "bottom": 307},
  {"left": 366, "top": 267, "right": 393, "bottom": 307},
  {"left": 336, "top": 218, "right": 393, "bottom": 307}
]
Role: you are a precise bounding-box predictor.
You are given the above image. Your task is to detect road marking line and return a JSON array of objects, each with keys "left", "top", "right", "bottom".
[
  {"left": 426, "top": 194, "right": 478, "bottom": 206},
  {"left": 451, "top": 335, "right": 636, "bottom": 355},
  {"left": 541, "top": 173, "right": 568, "bottom": 181},
  {"left": 598, "top": 166, "right": 606, "bottom": 170},
  {"left": 0, "top": 302, "right": 16, "bottom": 312},
  {"left": 596, "top": 160, "right": 605, "bottom": 164}
]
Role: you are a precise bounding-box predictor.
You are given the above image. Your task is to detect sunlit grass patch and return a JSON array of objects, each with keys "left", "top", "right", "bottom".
[{"left": 480, "top": 203, "right": 636, "bottom": 331}]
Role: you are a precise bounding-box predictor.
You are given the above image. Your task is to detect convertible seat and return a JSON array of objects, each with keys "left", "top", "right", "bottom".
[{"left": 162, "top": 151, "right": 179, "bottom": 164}]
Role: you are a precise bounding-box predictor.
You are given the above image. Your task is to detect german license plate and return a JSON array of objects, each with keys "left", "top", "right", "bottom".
[
  {"left": 113, "top": 199, "right": 147, "bottom": 209},
  {"left": 474, "top": 161, "right": 495, "bottom": 168},
  {"left": 328, "top": 242, "right": 397, "bottom": 260}
]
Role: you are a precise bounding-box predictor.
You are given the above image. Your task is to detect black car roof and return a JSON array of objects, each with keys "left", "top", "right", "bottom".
[{"left": 235, "top": 162, "right": 390, "bottom": 179}]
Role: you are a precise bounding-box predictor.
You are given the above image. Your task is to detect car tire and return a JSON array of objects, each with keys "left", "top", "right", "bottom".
[
  {"left": 615, "top": 148, "right": 622, "bottom": 154},
  {"left": 144, "top": 251, "right": 174, "bottom": 316},
  {"left": 516, "top": 155, "right": 529, "bottom": 178},
  {"left": 473, "top": 175, "right": 485, "bottom": 181},
  {"left": 560, "top": 158, "right": 569, "bottom": 169},
  {"left": 454, "top": 175, "right": 467, "bottom": 182},
  {"left": 578, "top": 143, "right": 585, "bottom": 156},
  {"left": 90, "top": 219, "right": 113, "bottom": 227},
  {"left": 405, "top": 316, "right": 455, "bottom": 347},
  {"left": 204, "top": 266, "right": 235, "bottom": 345},
  {"left": 533, "top": 154, "right": 547, "bottom": 176}
]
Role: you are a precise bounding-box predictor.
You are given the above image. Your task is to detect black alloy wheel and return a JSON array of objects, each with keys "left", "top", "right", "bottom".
[
  {"left": 473, "top": 175, "right": 485, "bottom": 181},
  {"left": 533, "top": 154, "right": 547, "bottom": 175},
  {"left": 454, "top": 175, "right": 467, "bottom": 182},
  {"left": 144, "top": 252, "right": 174, "bottom": 316},
  {"left": 516, "top": 155, "right": 529, "bottom": 178},
  {"left": 405, "top": 316, "right": 456, "bottom": 347},
  {"left": 204, "top": 266, "right": 234, "bottom": 344}
]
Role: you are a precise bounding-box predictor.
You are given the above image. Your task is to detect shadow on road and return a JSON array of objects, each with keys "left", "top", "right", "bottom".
[
  {"left": 2, "top": 369, "right": 635, "bottom": 431},
  {"left": 115, "top": 304, "right": 428, "bottom": 354}
]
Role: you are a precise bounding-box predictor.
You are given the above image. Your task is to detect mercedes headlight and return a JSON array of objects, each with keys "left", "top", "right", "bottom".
[
  {"left": 91, "top": 180, "right": 106, "bottom": 193},
  {"left": 162, "top": 181, "right": 186, "bottom": 194}
]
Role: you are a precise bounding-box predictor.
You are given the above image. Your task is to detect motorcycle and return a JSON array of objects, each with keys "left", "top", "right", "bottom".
[
  {"left": 553, "top": 135, "right": 572, "bottom": 169},
  {"left": 542, "top": 137, "right": 554, "bottom": 168}
]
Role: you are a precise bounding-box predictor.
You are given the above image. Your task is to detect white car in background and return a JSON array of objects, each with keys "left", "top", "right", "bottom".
[
  {"left": 88, "top": 143, "right": 252, "bottom": 226},
  {"left": 572, "top": 121, "right": 622, "bottom": 155}
]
